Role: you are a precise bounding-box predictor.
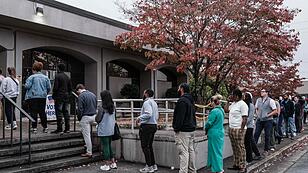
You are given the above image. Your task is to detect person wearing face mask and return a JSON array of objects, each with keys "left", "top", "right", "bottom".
[
  {"left": 172, "top": 83, "right": 197, "bottom": 173},
  {"left": 75, "top": 84, "right": 97, "bottom": 158},
  {"left": 136, "top": 89, "right": 159, "bottom": 173}
]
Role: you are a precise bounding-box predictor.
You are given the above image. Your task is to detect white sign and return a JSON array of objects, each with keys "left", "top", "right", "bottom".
[{"left": 45, "top": 95, "right": 56, "bottom": 121}]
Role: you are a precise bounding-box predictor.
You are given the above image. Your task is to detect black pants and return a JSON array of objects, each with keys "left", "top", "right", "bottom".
[
  {"left": 304, "top": 112, "right": 307, "bottom": 124},
  {"left": 254, "top": 120, "right": 273, "bottom": 151},
  {"left": 55, "top": 100, "right": 70, "bottom": 131},
  {"left": 139, "top": 124, "right": 157, "bottom": 166},
  {"left": 295, "top": 116, "right": 303, "bottom": 133},
  {"left": 29, "top": 98, "right": 47, "bottom": 129},
  {"left": 3, "top": 97, "right": 17, "bottom": 124},
  {"left": 245, "top": 128, "right": 261, "bottom": 162}
]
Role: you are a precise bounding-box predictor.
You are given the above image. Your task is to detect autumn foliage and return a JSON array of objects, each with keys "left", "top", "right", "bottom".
[{"left": 115, "top": 0, "right": 302, "bottom": 101}]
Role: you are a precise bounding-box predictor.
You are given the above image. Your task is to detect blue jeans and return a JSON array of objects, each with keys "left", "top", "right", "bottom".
[
  {"left": 254, "top": 119, "right": 273, "bottom": 151},
  {"left": 284, "top": 116, "right": 296, "bottom": 136},
  {"left": 278, "top": 115, "right": 285, "bottom": 136}
]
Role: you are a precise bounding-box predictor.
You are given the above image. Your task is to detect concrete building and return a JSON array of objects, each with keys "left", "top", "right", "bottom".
[{"left": 0, "top": 0, "right": 186, "bottom": 101}]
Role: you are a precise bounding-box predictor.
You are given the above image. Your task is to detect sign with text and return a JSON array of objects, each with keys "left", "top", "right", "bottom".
[{"left": 45, "top": 95, "right": 56, "bottom": 121}]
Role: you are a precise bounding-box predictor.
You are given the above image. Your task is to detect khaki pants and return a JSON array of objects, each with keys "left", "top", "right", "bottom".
[
  {"left": 80, "top": 115, "right": 96, "bottom": 154},
  {"left": 175, "top": 132, "right": 196, "bottom": 173}
]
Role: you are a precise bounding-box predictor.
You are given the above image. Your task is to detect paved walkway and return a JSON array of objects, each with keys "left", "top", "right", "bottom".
[{"left": 53, "top": 124, "right": 308, "bottom": 173}]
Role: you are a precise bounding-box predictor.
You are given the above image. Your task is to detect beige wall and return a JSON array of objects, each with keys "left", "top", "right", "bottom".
[{"left": 109, "top": 77, "right": 132, "bottom": 98}]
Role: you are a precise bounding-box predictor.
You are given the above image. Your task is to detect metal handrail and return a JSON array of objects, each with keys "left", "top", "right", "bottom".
[
  {"left": 0, "top": 91, "right": 35, "bottom": 163},
  {"left": 71, "top": 92, "right": 78, "bottom": 132}
]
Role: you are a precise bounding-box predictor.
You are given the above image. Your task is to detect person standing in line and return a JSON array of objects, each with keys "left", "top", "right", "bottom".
[
  {"left": 254, "top": 89, "right": 277, "bottom": 156},
  {"left": 172, "top": 83, "right": 196, "bottom": 173},
  {"left": 0, "top": 67, "right": 19, "bottom": 129},
  {"left": 225, "top": 89, "right": 248, "bottom": 173},
  {"left": 76, "top": 84, "right": 97, "bottom": 158},
  {"left": 303, "top": 97, "right": 308, "bottom": 125},
  {"left": 243, "top": 92, "right": 261, "bottom": 163},
  {"left": 269, "top": 97, "right": 281, "bottom": 150},
  {"left": 294, "top": 95, "right": 304, "bottom": 133},
  {"left": 281, "top": 94, "right": 295, "bottom": 139},
  {"left": 25, "top": 62, "right": 51, "bottom": 133},
  {"left": 97, "top": 90, "right": 117, "bottom": 171},
  {"left": 277, "top": 96, "right": 285, "bottom": 142},
  {"left": 0, "top": 68, "right": 5, "bottom": 121},
  {"left": 136, "top": 89, "right": 159, "bottom": 173},
  {"left": 51, "top": 63, "right": 72, "bottom": 134},
  {"left": 204, "top": 94, "right": 225, "bottom": 173}
]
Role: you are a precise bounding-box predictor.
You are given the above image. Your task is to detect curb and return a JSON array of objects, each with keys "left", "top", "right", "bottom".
[{"left": 248, "top": 134, "right": 308, "bottom": 173}]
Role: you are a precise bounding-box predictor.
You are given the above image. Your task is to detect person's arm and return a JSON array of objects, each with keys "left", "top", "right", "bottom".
[
  {"left": 138, "top": 101, "right": 153, "bottom": 122},
  {"left": 267, "top": 99, "right": 277, "bottom": 117},
  {"left": 241, "top": 103, "right": 248, "bottom": 130},
  {"left": 24, "top": 76, "right": 33, "bottom": 90},
  {"left": 172, "top": 101, "right": 187, "bottom": 132},
  {"left": 46, "top": 78, "right": 51, "bottom": 94},
  {"left": 77, "top": 95, "right": 84, "bottom": 121},
  {"left": 205, "top": 109, "right": 217, "bottom": 130},
  {"left": 52, "top": 75, "right": 59, "bottom": 94}
]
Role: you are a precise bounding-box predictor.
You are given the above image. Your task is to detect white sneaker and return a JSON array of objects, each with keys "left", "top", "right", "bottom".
[
  {"left": 139, "top": 165, "right": 154, "bottom": 173},
  {"left": 100, "top": 165, "right": 111, "bottom": 171},
  {"left": 153, "top": 164, "right": 158, "bottom": 171},
  {"left": 5, "top": 124, "right": 17, "bottom": 130},
  {"left": 110, "top": 162, "right": 117, "bottom": 169}
]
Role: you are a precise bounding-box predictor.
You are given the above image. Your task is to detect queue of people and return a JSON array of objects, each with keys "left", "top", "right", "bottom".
[{"left": 1, "top": 62, "right": 308, "bottom": 173}]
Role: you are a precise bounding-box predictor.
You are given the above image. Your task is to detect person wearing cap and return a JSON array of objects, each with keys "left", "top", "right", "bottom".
[
  {"left": 76, "top": 84, "right": 97, "bottom": 158},
  {"left": 254, "top": 89, "right": 277, "bottom": 156},
  {"left": 173, "top": 83, "right": 197, "bottom": 173}
]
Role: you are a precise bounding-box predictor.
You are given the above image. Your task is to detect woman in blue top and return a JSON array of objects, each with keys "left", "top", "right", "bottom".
[
  {"left": 205, "top": 94, "right": 225, "bottom": 173},
  {"left": 25, "top": 62, "right": 51, "bottom": 133},
  {"left": 97, "top": 90, "right": 117, "bottom": 171}
]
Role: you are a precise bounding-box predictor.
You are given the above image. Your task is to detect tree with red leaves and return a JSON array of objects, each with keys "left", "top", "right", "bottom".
[{"left": 115, "top": 0, "right": 302, "bottom": 102}]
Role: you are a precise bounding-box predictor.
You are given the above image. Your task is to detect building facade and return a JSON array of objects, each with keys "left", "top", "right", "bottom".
[{"left": 0, "top": 0, "right": 186, "bottom": 100}]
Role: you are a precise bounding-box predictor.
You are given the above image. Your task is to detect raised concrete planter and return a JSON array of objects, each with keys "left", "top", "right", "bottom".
[{"left": 108, "top": 129, "right": 233, "bottom": 170}]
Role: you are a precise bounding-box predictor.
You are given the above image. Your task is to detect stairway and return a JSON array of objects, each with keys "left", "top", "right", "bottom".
[{"left": 0, "top": 132, "right": 100, "bottom": 173}]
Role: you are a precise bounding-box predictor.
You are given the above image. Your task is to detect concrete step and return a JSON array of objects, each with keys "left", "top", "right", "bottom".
[
  {"left": 0, "top": 152, "right": 101, "bottom": 173},
  {"left": 0, "top": 146, "right": 89, "bottom": 169},
  {"left": 0, "top": 132, "right": 83, "bottom": 147},
  {"left": 0, "top": 138, "right": 85, "bottom": 157}
]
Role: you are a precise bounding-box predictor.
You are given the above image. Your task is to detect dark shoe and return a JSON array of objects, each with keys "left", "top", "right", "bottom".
[
  {"left": 81, "top": 153, "right": 92, "bottom": 158},
  {"left": 253, "top": 155, "right": 262, "bottom": 160},
  {"left": 51, "top": 130, "right": 63, "bottom": 134},
  {"left": 63, "top": 130, "right": 70, "bottom": 133},
  {"left": 43, "top": 128, "right": 49, "bottom": 133},
  {"left": 228, "top": 166, "right": 240, "bottom": 170},
  {"left": 238, "top": 168, "right": 247, "bottom": 173}
]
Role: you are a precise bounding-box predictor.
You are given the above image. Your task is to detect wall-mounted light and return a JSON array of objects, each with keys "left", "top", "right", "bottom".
[{"left": 35, "top": 3, "right": 44, "bottom": 16}]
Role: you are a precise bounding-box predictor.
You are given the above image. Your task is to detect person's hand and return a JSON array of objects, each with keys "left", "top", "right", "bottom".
[{"left": 136, "top": 118, "right": 141, "bottom": 125}]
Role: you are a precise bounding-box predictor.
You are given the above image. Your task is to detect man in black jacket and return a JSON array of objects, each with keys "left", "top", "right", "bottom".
[
  {"left": 281, "top": 94, "right": 296, "bottom": 139},
  {"left": 172, "top": 83, "right": 196, "bottom": 173},
  {"left": 51, "top": 63, "right": 72, "bottom": 134}
]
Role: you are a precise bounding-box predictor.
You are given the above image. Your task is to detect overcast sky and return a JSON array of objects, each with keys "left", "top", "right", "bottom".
[{"left": 56, "top": 0, "right": 308, "bottom": 79}]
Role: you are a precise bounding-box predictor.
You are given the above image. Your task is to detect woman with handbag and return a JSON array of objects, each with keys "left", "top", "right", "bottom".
[
  {"left": 0, "top": 67, "right": 19, "bottom": 130},
  {"left": 96, "top": 90, "right": 117, "bottom": 171}
]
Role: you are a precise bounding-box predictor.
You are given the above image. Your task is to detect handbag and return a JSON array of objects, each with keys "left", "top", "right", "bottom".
[
  {"left": 112, "top": 111, "right": 121, "bottom": 141},
  {"left": 112, "top": 123, "right": 121, "bottom": 141}
]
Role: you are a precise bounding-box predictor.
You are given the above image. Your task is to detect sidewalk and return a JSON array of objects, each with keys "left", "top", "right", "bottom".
[{"left": 54, "top": 124, "right": 308, "bottom": 173}]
